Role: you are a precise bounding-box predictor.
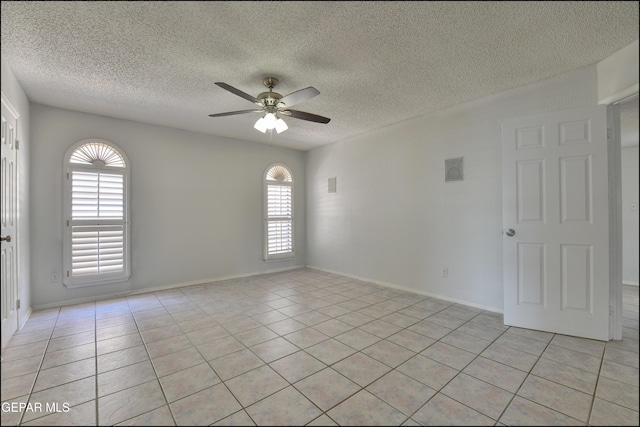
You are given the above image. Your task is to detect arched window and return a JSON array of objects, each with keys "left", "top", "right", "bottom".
[
  {"left": 264, "top": 164, "right": 294, "bottom": 260},
  {"left": 63, "top": 139, "right": 130, "bottom": 287}
]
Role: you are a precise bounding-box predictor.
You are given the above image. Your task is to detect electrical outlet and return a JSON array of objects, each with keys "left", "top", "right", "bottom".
[
  {"left": 51, "top": 272, "right": 60, "bottom": 283},
  {"left": 442, "top": 268, "right": 449, "bottom": 278}
]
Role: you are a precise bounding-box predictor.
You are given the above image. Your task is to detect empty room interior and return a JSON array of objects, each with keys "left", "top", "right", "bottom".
[{"left": 1, "top": 2, "right": 639, "bottom": 426}]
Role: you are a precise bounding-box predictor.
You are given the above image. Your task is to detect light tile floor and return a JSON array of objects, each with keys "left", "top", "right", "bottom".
[{"left": 1, "top": 269, "right": 638, "bottom": 426}]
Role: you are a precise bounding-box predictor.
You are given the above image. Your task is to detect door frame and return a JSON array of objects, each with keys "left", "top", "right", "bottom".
[
  {"left": 605, "top": 91, "right": 638, "bottom": 340},
  {"left": 607, "top": 103, "right": 622, "bottom": 340}
]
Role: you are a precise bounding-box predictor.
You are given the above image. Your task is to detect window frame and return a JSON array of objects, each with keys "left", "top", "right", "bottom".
[
  {"left": 263, "top": 163, "right": 294, "bottom": 261},
  {"left": 63, "top": 139, "right": 131, "bottom": 288}
]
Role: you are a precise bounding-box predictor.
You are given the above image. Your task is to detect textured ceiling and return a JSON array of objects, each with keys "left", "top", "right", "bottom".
[{"left": 1, "top": 1, "right": 638, "bottom": 151}]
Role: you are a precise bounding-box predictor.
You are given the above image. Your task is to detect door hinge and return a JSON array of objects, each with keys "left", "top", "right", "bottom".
[
  {"left": 607, "top": 128, "right": 612, "bottom": 140},
  {"left": 16, "top": 299, "right": 20, "bottom": 310},
  {"left": 67, "top": 270, "right": 70, "bottom": 278},
  {"left": 15, "top": 139, "right": 20, "bottom": 150},
  {"left": 66, "top": 172, "right": 70, "bottom": 179},
  {"left": 67, "top": 220, "right": 69, "bottom": 227}
]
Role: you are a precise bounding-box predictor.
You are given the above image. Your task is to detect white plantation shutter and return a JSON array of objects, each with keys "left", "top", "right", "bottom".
[
  {"left": 264, "top": 164, "right": 294, "bottom": 260},
  {"left": 267, "top": 184, "right": 293, "bottom": 255},
  {"left": 71, "top": 171, "right": 124, "bottom": 219},
  {"left": 64, "top": 140, "right": 130, "bottom": 287},
  {"left": 71, "top": 225, "right": 124, "bottom": 275}
]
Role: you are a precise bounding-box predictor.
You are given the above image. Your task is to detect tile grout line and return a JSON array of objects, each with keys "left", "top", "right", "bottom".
[
  {"left": 586, "top": 349, "right": 607, "bottom": 427},
  {"left": 491, "top": 332, "right": 557, "bottom": 425},
  {"left": 16, "top": 307, "right": 61, "bottom": 427},
  {"left": 401, "top": 312, "right": 511, "bottom": 424},
  {"left": 129, "top": 293, "right": 180, "bottom": 427}
]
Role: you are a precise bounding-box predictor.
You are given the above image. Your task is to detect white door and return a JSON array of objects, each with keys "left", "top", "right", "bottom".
[
  {"left": 1, "top": 96, "right": 19, "bottom": 350},
  {"left": 502, "top": 105, "right": 611, "bottom": 341}
]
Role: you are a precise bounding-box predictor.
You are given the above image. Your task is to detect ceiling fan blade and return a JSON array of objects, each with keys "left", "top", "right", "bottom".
[
  {"left": 282, "top": 109, "right": 331, "bottom": 124},
  {"left": 215, "top": 82, "right": 260, "bottom": 104},
  {"left": 278, "top": 87, "right": 320, "bottom": 108},
  {"left": 208, "top": 109, "right": 261, "bottom": 117}
]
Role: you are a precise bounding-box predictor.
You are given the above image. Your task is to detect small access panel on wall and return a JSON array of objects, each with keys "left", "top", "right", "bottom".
[{"left": 445, "top": 157, "right": 464, "bottom": 182}]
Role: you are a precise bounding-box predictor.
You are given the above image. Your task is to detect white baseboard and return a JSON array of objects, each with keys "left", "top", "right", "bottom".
[
  {"left": 31, "top": 264, "right": 506, "bottom": 313},
  {"left": 19, "top": 307, "right": 32, "bottom": 330},
  {"left": 623, "top": 281, "right": 639, "bottom": 287},
  {"left": 31, "top": 265, "right": 305, "bottom": 311},
  {"left": 306, "top": 265, "right": 503, "bottom": 314},
  {"left": 2, "top": 308, "right": 33, "bottom": 354}
]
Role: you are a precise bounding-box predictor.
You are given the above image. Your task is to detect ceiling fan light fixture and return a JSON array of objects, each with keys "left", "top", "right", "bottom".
[
  {"left": 263, "top": 113, "right": 277, "bottom": 129},
  {"left": 275, "top": 118, "right": 288, "bottom": 133},
  {"left": 254, "top": 117, "right": 268, "bottom": 133}
]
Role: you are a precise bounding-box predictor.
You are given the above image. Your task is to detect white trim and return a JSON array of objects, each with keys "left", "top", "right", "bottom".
[
  {"left": 607, "top": 105, "right": 624, "bottom": 341},
  {"left": 31, "top": 265, "right": 304, "bottom": 311},
  {"left": 264, "top": 256, "right": 295, "bottom": 263},
  {"left": 598, "top": 83, "right": 640, "bottom": 106},
  {"left": 623, "top": 281, "right": 639, "bottom": 287},
  {"left": 305, "top": 265, "right": 503, "bottom": 314},
  {"left": 0, "top": 92, "right": 20, "bottom": 118}
]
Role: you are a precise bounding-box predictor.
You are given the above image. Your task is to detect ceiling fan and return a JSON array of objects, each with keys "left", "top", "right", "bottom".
[{"left": 208, "top": 77, "right": 331, "bottom": 134}]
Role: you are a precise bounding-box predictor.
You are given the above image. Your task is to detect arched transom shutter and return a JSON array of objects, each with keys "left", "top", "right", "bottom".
[{"left": 264, "top": 164, "right": 294, "bottom": 260}]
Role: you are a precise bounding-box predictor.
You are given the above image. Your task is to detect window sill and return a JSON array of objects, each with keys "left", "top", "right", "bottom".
[
  {"left": 264, "top": 255, "right": 295, "bottom": 263},
  {"left": 64, "top": 274, "right": 130, "bottom": 288}
]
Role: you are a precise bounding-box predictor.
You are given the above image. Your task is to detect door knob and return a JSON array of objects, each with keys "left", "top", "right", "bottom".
[
  {"left": 0, "top": 235, "right": 11, "bottom": 242},
  {"left": 505, "top": 229, "right": 515, "bottom": 237}
]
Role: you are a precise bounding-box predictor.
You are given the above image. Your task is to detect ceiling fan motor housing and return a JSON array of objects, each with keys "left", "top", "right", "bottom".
[
  {"left": 258, "top": 77, "right": 283, "bottom": 108},
  {"left": 257, "top": 91, "right": 282, "bottom": 106}
]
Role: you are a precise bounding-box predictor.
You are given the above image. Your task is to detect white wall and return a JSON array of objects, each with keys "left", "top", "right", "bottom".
[
  {"left": 30, "top": 104, "right": 306, "bottom": 308},
  {"left": 621, "top": 145, "right": 639, "bottom": 285},
  {"left": 1, "top": 54, "right": 31, "bottom": 327},
  {"left": 306, "top": 65, "right": 598, "bottom": 311},
  {"left": 597, "top": 40, "right": 639, "bottom": 105}
]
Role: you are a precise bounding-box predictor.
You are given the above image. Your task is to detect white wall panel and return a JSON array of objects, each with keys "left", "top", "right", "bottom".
[
  {"left": 516, "top": 126, "right": 545, "bottom": 150},
  {"left": 517, "top": 160, "right": 545, "bottom": 224},
  {"left": 560, "top": 155, "right": 592, "bottom": 224},
  {"left": 517, "top": 243, "right": 546, "bottom": 307},
  {"left": 561, "top": 244, "right": 592, "bottom": 312}
]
